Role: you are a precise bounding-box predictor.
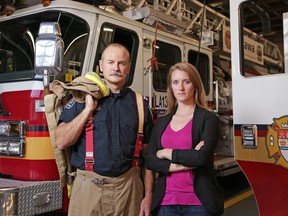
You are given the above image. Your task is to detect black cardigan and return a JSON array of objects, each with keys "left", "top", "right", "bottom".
[{"left": 146, "top": 106, "right": 224, "bottom": 216}]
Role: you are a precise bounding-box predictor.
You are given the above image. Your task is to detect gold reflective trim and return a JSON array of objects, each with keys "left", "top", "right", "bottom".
[{"left": 25, "top": 137, "right": 55, "bottom": 159}]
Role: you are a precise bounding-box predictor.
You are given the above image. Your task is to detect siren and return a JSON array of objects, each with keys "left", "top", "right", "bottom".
[{"left": 42, "top": 0, "right": 51, "bottom": 7}]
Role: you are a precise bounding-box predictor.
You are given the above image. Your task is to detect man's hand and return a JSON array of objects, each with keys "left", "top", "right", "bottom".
[
  {"left": 85, "top": 94, "right": 98, "bottom": 115},
  {"left": 139, "top": 192, "right": 152, "bottom": 216}
]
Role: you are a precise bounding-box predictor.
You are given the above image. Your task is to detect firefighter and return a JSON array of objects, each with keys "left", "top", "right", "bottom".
[{"left": 55, "top": 43, "right": 154, "bottom": 216}]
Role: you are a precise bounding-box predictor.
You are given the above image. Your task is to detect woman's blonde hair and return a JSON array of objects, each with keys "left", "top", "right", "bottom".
[{"left": 165, "top": 62, "right": 207, "bottom": 114}]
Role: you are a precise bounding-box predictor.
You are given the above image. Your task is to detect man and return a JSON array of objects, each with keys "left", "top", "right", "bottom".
[{"left": 55, "top": 43, "right": 154, "bottom": 216}]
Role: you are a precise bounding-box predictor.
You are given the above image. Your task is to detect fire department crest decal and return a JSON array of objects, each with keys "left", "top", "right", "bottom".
[{"left": 266, "top": 116, "right": 288, "bottom": 169}]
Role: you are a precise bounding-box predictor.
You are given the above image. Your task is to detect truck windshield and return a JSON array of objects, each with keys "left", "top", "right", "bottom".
[
  {"left": 0, "top": 11, "right": 89, "bottom": 82},
  {"left": 239, "top": 1, "right": 284, "bottom": 77}
]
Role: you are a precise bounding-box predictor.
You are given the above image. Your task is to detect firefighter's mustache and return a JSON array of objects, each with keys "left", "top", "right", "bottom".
[{"left": 110, "top": 72, "right": 123, "bottom": 77}]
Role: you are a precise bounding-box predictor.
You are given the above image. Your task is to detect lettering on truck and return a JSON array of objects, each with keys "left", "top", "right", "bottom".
[{"left": 153, "top": 95, "right": 167, "bottom": 109}]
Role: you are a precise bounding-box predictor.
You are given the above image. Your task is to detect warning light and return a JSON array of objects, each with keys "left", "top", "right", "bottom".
[
  {"left": 5, "top": 2, "right": 15, "bottom": 16},
  {"left": 42, "top": 0, "right": 51, "bottom": 7}
]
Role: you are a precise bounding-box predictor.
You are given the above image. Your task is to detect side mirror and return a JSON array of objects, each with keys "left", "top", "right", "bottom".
[{"left": 35, "top": 22, "right": 64, "bottom": 75}]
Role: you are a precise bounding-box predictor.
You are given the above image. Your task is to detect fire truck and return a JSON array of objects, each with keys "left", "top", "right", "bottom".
[
  {"left": 230, "top": 0, "right": 288, "bottom": 215},
  {"left": 0, "top": 0, "right": 285, "bottom": 215}
]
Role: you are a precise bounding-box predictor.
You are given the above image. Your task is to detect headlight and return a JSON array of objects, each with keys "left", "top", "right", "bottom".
[
  {"left": 0, "top": 121, "right": 25, "bottom": 136},
  {"left": 0, "top": 120, "right": 26, "bottom": 157},
  {"left": 0, "top": 140, "right": 9, "bottom": 154},
  {"left": 0, "top": 122, "right": 9, "bottom": 135},
  {"left": 0, "top": 138, "right": 25, "bottom": 156}
]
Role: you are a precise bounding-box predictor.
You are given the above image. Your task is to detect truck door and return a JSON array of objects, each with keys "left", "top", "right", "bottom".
[
  {"left": 142, "top": 32, "right": 182, "bottom": 116},
  {"left": 230, "top": 0, "right": 288, "bottom": 215},
  {"left": 185, "top": 43, "right": 239, "bottom": 176}
]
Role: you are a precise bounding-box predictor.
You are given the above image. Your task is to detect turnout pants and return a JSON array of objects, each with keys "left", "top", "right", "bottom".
[{"left": 68, "top": 167, "right": 144, "bottom": 216}]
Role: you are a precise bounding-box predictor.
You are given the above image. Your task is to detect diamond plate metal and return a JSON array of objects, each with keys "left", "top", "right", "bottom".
[{"left": 1, "top": 179, "right": 62, "bottom": 216}]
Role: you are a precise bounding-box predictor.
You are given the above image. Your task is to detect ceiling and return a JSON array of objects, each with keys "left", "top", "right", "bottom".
[{"left": 197, "top": 0, "right": 288, "bottom": 45}]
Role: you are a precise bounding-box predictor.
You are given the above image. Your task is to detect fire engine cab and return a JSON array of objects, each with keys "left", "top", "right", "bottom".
[
  {"left": 230, "top": 0, "right": 288, "bottom": 215},
  {"left": 0, "top": 0, "right": 286, "bottom": 215}
]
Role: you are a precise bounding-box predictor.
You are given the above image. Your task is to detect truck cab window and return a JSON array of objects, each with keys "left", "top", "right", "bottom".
[
  {"left": 153, "top": 41, "right": 181, "bottom": 92},
  {"left": 0, "top": 11, "right": 89, "bottom": 83},
  {"left": 188, "top": 52, "right": 210, "bottom": 96},
  {"left": 240, "top": 1, "right": 284, "bottom": 77},
  {"left": 94, "top": 23, "right": 139, "bottom": 86}
]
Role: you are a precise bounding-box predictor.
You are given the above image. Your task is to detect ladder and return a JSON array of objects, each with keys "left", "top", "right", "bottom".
[
  {"left": 115, "top": 0, "right": 282, "bottom": 68},
  {"left": 122, "top": 0, "right": 226, "bottom": 41}
]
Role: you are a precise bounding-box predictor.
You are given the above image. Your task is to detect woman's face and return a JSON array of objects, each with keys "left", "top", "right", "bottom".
[{"left": 171, "top": 69, "right": 195, "bottom": 104}]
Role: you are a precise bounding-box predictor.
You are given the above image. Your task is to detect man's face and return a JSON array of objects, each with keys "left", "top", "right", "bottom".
[{"left": 99, "top": 46, "right": 131, "bottom": 89}]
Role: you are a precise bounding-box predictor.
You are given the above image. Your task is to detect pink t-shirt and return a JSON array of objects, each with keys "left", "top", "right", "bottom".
[{"left": 160, "top": 119, "right": 202, "bottom": 206}]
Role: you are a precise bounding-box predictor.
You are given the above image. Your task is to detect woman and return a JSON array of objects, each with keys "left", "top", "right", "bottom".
[{"left": 146, "top": 62, "right": 224, "bottom": 216}]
